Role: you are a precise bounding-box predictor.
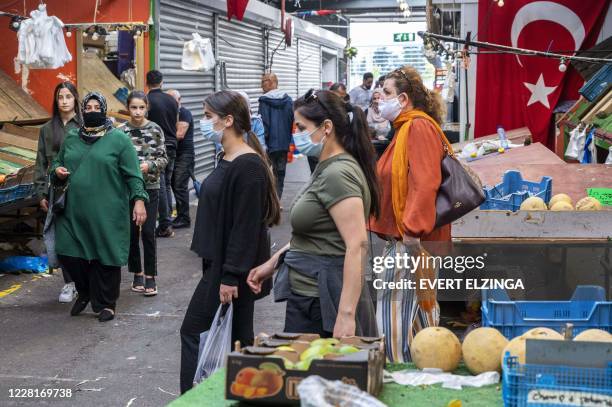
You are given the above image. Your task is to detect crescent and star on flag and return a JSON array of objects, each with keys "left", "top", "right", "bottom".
[{"left": 510, "top": 1, "right": 586, "bottom": 109}]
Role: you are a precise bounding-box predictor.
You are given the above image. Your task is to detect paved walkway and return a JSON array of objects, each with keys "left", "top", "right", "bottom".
[{"left": 0, "top": 156, "right": 312, "bottom": 406}]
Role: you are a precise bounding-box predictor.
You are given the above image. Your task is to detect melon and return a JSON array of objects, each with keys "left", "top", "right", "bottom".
[
  {"left": 576, "top": 197, "right": 602, "bottom": 211},
  {"left": 522, "top": 327, "right": 563, "bottom": 340},
  {"left": 550, "top": 201, "right": 574, "bottom": 211},
  {"left": 462, "top": 327, "right": 509, "bottom": 374},
  {"left": 574, "top": 329, "right": 612, "bottom": 342},
  {"left": 411, "top": 327, "right": 462, "bottom": 372},
  {"left": 548, "top": 193, "right": 573, "bottom": 209},
  {"left": 519, "top": 196, "right": 547, "bottom": 211}
]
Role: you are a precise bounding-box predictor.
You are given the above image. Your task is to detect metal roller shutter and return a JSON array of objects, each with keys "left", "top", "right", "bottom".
[
  {"left": 268, "top": 30, "right": 298, "bottom": 100},
  {"left": 217, "top": 18, "right": 265, "bottom": 111},
  {"left": 158, "top": 0, "right": 216, "bottom": 178},
  {"left": 297, "top": 39, "right": 321, "bottom": 96}
]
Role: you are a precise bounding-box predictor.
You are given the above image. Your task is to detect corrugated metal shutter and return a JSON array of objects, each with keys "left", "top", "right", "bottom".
[
  {"left": 269, "top": 30, "right": 298, "bottom": 100},
  {"left": 297, "top": 39, "right": 321, "bottom": 96},
  {"left": 158, "top": 0, "right": 216, "bottom": 178},
  {"left": 217, "top": 18, "right": 265, "bottom": 111}
]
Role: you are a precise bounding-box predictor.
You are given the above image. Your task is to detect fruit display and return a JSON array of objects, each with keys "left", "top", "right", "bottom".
[
  {"left": 573, "top": 329, "right": 612, "bottom": 342},
  {"left": 549, "top": 201, "right": 573, "bottom": 211},
  {"left": 462, "top": 327, "right": 509, "bottom": 374},
  {"left": 519, "top": 196, "right": 547, "bottom": 210},
  {"left": 576, "top": 196, "right": 603, "bottom": 211},
  {"left": 410, "top": 327, "right": 462, "bottom": 372},
  {"left": 500, "top": 327, "right": 563, "bottom": 364},
  {"left": 226, "top": 333, "right": 385, "bottom": 405},
  {"left": 548, "top": 193, "right": 573, "bottom": 209}
]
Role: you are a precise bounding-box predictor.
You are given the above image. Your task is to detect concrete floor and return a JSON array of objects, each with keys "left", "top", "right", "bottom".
[{"left": 0, "top": 157, "right": 312, "bottom": 407}]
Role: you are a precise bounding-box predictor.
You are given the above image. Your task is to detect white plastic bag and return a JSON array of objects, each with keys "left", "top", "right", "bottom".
[
  {"left": 605, "top": 146, "right": 612, "bottom": 165},
  {"left": 297, "top": 376, "right": 387, "bottom": 407},
  {"left": 565, "top": 126, "right": 586, "bottom": 161},
  {"left": 193, "top": 303, "right": 233, "bottom": 384},
  {"left": 181, "top": 33, "right": 216, "bottom": 71}
]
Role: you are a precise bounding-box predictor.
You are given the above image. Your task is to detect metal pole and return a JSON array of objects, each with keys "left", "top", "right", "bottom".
[{"left": 464, "top": 31, "right": 471, "bottom": 141}]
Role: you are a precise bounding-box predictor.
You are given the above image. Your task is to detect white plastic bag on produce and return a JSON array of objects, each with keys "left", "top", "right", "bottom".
[
  {"left": 298, "top": 376, "right": 387, "bottom": 407},
  {"left": 384, "top": 368, "right": 499, "bottom": 390},
  {"left": 606, "top": 146, "right": 612, "bottom": 165},
  {"left": 193, "top": 303, "right": 233, "bottom": 384}
]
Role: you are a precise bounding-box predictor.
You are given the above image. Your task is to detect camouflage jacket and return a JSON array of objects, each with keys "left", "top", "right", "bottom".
[{"left": 123, "top": 121, "right": 167, "bottom": 189}]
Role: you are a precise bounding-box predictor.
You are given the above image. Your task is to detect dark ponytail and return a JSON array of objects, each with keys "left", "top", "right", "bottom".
[
  {"left": 205, "top": 90, "right": 281, "bottom": 226},
  {"left": 294, "top": 90, "right": 380, "bottom": 218}
]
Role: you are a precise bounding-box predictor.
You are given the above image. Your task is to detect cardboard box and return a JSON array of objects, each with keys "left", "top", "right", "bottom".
[{"left": 225, "top": 333, "right": 385, "bottom": 405}]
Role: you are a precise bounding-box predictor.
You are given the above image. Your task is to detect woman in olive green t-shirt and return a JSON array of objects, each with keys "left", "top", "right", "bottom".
[{"left": 247, "top": 90, "right": 380, "bottom": 338}]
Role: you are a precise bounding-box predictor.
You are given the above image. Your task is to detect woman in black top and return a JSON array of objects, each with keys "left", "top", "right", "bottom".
[{"left": 180, "top": 90, "right": 281, "bottom": 394}]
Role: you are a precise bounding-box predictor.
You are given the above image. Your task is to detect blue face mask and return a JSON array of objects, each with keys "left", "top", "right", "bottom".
[
  {"left": 293, "top": 126, "right": 323, "bottom": 158},
  {"left": 200, "top": 118, "right": 223, "bottom": 144}
]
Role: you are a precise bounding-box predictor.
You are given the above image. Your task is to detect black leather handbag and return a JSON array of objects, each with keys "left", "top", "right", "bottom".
[
  {"left": 434, "top": 142, "right": 485, "bottom": 228},
  {"left": 52, "top": 146, "right": 94, "bottom": 215}
]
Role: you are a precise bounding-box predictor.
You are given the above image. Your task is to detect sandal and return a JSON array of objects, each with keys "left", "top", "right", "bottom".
[
  {"left": 144, "top": 277, "right": 158, "bottom": 297},
  {"left": 132, "top": 274, "right": 145, "bottom": 292}
]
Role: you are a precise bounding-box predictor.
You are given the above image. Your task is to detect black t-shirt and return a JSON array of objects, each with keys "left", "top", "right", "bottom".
[
  {"left": 177, "top": 106, "right": 194, "bottom": 155},
  {"left": 147, "top": 89, "right": 178, "bottom": 152}
]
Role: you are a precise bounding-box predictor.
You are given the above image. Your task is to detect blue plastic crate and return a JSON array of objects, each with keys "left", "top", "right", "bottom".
[
  {"left": 502, "top": 354, "right": 612, "bottom": 407},
  {"left": 0, "top": 183, "right": 33, "bottom": 205},
  {"left": 480, "top": 170, "right": 552, "bottom": 211},
  {"left": 579, "top": 64, "right": 612, "bottom": 102},
  {"left": 482, "top": 286, "right": 612, "bottom": 339}
]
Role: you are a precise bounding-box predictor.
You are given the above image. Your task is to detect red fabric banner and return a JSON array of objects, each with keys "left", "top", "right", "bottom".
[
  {"left": 227, "top": 0, "right": 250, "bottom": 21},
  {"left": 474, "top": 1, "right": 608, "bottom": 146}
]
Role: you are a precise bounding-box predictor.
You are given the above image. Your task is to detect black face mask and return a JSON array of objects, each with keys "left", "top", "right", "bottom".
[{"left": 83, "top": 111, "right": 106, "bottom": 128}]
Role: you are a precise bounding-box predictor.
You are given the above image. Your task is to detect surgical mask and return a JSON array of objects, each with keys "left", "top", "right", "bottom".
[
  {"left": 293, "top": 126, "right": 323, "bottom": 158},
  {"left": 379, "top": 98, "right": 402, "bottom": 122},
  {"left": 200, "top": 118, "right": 224, "bottom": 144}
]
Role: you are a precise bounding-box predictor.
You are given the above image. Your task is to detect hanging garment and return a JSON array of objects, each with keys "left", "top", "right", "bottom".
[
  {"left": 581, "top": 128, "right": 597, "bottom": 164},
  {"left": 565, "top": 125, "right": 587, "bottom": 161},
  {"left": 181, "top": 33, "right": 216, "bottom": 72},
  {"left": 15, "top": 4, "right": 72, "bottom": 70}
]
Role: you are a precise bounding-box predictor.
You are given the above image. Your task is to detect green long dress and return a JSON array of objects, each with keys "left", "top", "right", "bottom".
[{"left": 50, "top": 128, "right": 148, "bottom": 267}]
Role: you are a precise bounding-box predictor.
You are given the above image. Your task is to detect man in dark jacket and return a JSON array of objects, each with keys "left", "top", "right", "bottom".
[
  {"left": 147, "top": 70, "right": 178, "bottom": 238},
  {"left": 258, "top": 73, "right": 294, "bottom": 199}
]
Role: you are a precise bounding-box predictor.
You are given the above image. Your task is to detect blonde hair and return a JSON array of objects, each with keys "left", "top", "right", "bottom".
[{"left": 387, "top": 65, "right": 446, "bottom": 125}]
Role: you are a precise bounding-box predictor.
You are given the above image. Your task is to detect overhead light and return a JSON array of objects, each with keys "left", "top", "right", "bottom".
[{"left": 558, "top": 58, "right": 567, "bottom": 72}]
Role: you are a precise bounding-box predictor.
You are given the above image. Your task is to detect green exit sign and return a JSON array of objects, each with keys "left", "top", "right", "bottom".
[{"left": 393, "top": 33, "right": 416, "bottom": 42}]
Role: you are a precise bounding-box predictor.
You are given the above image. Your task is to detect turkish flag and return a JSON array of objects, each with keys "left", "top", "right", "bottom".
[
  {"left": 227, "top": 0, "right": 250, "bottom": 21},
  {"left": 474, "top": 1, "right": 608, "bottom": 146}
]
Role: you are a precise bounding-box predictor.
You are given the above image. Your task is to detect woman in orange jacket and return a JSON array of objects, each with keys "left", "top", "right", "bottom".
[{"left": 368, "top": 65, "right": 452, "bottom": 362}]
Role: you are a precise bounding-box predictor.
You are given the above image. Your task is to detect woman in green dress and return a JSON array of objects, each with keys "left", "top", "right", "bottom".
[{"left": 50, "top": 92, "right": 148, "bottom": 322}]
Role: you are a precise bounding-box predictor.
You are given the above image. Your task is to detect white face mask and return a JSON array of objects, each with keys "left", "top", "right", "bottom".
[
  {"left": 293, "top": 126, "right": 324, "bottom": 158},
  {"left": 379, "top": 97, "right": 403, "bottom": 122},
  {"left": 200, "top": 118, "right": 224, "bottom": 144}
]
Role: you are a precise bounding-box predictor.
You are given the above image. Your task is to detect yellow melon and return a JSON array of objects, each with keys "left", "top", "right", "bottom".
[
  {"left": 462, "top": 328, "right": 509, "bottom": 374},
  {"left": 550, "top": 201, "right": 574, "bottom": 211},
  {"left": 576, "top": 197, "right": 602, "bottom": 211},
  {"left": 411, "top": 327, "right": 462, "bottom": 372},
  {"left": 522, "top": 327, "right": 563, "bottom": 340},
  {"left": 520, "top": 197, "right": 547, "bottom": 211},
  {"left": 501, "top": 336, "right": 528, "bottom": 365},
  {"left": 574, "top": 329, "right": 612, "bottom": 342},
  {"left": 548, "top": 193, "right": 573, "bottom": 209}
]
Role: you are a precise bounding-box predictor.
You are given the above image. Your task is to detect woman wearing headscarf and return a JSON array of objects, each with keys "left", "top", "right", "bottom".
[
  {"left": 366, "top": 88, "right": 390, "bottom": 140},
  {"left": 50, "top": 92, "right": 148, "bottom": 322}
]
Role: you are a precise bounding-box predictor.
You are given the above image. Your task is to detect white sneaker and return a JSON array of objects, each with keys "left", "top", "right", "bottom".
[{"left": 59, "top": 283, "right": 76, "bottom": 303}]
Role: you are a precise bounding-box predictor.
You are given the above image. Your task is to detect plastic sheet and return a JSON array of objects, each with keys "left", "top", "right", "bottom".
[
  {"left": 0, "top": 256, "right": 48, "bottom": 274},
  {"left": 297, "top": 375, "right": 387, "bottom": 407},
  {"left": 384, "top": 368, "right": 500, "bottom": 390}
]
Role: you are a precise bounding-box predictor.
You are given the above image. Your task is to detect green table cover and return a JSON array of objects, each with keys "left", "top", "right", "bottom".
[{"left": 169, "top": 363, "right": 503, "bottom": 407}]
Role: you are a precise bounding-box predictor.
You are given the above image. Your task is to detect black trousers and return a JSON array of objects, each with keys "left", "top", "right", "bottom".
[
  {"left": 61, "top": 267, "right": 72, "bottom": 284},
  {"left": 58, "top": 255, "right": 121, "bottom": 313},
  {"left": 284, "top": 292, "right": 332, "bottom": 338},
  {"left": 128, "top": 189, "right": 159, "bottom": 277},
  {"left": 158, "top": 151, "right": 176, "bottom": 230},
  {"left": 179, "top": 260, "right": 255, "bottom": 394},
  {"left": 172, "top": 152, "right": 194, "bottom": 224},
  {"left": 268, "top": 150, "right": 287, "bottom": 199}
]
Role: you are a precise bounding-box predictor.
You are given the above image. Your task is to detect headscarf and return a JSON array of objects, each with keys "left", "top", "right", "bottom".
[{"left": 80, "top": 92, "right": 113, "bottom": 143}]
